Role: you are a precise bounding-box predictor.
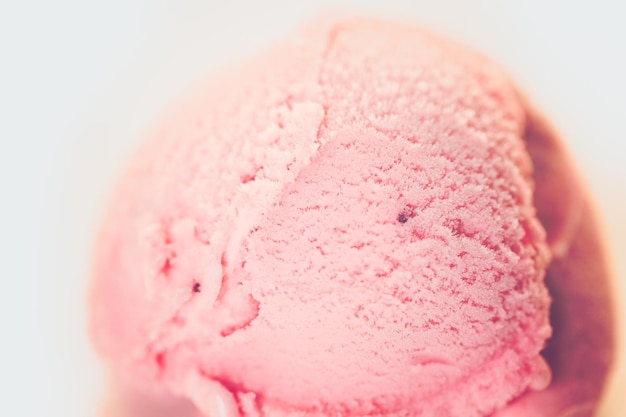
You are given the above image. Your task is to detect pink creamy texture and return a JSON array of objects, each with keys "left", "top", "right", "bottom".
[{"left": 91, "top": 16, "right": 553, "bottom": 417}]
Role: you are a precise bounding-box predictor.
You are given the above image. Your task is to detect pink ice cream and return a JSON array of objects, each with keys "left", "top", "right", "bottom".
[{"left": 91, "top": 16, "right": 556, "bottom": 417}]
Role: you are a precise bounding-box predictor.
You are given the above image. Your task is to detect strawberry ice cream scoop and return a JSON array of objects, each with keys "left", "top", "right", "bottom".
[{"left": 90, "top": 16, "right": 559, "bottom": 417}]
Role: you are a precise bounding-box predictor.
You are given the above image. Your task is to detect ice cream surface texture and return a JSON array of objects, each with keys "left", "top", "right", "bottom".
[{"left": 91, "top": 16, "right": 555, "bottom": 417}]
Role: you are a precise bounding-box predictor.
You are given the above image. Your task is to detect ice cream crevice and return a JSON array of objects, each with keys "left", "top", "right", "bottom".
[{"left": 186, "top": 370, "right": 242, "bottom": 417}]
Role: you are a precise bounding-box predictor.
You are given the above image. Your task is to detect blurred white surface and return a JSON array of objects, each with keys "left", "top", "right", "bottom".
[{"left": 1, "top": 1, "right": 624, "bottom": 416}]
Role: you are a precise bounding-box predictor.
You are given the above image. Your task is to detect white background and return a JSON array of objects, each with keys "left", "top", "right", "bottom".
[{"left": 1, "top": 1, "right": 624, "bottom": 416}]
